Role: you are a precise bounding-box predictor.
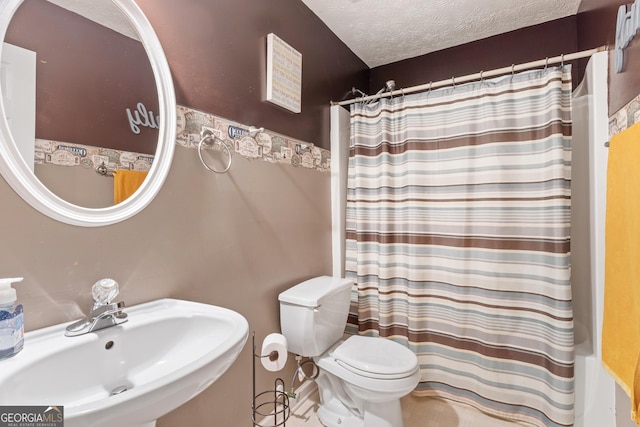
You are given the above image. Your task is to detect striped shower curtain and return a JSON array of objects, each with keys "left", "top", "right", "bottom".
[{"left": 345, "top": 67, "right": 574, "bottom": 427}]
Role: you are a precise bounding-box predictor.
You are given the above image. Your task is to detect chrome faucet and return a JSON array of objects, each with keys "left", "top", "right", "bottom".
[{"left": 65, "top": 278, "right": 128, "bottom": 337}]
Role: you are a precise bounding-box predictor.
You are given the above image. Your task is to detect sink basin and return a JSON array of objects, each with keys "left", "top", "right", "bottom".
[{"left": 0, "top": 298, "right": 249, "bottom": 427}]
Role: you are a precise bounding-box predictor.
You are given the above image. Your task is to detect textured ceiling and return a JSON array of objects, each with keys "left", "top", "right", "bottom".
[{"left": 300, "top": 0, "right": 582, "bottom": 68}]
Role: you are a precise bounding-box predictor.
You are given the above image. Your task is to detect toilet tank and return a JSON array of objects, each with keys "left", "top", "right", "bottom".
[{"left": 278, "top": 276, "right": 354, "bottom": 357}]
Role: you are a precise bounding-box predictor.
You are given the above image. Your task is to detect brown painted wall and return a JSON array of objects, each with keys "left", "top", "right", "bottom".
[
  {"left": 5, "top": 0, "right": 159, "bottom": 154},
  {"left": 137, "top": 0, "right": 369, "bottom": 151}
]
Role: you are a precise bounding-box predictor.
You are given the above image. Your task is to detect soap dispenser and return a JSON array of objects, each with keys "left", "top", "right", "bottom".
[{"left": 0, "top": 277, "right": 24, "bottom": 360}]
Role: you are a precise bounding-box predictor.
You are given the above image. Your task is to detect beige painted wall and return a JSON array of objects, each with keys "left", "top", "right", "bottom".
[{"left": 0, "top": 146, "right": 332, "bottom": 425}]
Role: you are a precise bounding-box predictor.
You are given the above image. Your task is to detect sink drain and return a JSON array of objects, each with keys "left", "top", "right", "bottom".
[{"left": 110, "top": 385, "right": 128, "bottom": 396}]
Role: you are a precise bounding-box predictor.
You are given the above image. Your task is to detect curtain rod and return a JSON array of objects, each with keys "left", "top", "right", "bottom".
[{"left": 331, "top": 45, "right": 609, "bottom": 107}]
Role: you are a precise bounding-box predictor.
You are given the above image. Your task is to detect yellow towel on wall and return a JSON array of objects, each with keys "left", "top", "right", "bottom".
[
  {"left": 602, "top": 121, "right": 640, "bottom": 424},
  {"left": 113, "top": 169, "right": 148, "bottom": 204}
]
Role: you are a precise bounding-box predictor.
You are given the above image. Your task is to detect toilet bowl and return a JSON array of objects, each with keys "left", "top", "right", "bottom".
[
  {"left": 278, "top": 276, "right": 420, "bottom": 427},
  {"left": 314, "top": 336, "right": 421, "bottom": 427}
]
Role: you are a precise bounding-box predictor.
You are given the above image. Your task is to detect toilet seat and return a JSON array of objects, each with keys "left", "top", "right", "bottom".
[{"left": 330, "top": 335, "right": 418, "bottom": 380}]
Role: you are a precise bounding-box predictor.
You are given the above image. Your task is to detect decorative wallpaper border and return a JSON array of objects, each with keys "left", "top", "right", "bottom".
[
  {"left": 34, "top": 138, "right": 154, "bottom": 173},
  {"left": 176, "top": 105, "right": 330, "bottom": 172},
  {"left": 38, "top": 95, "right": 640, "bottom": 172},
  {"left": 609, "top": 93, "right": 640, "bottom": 138},
  {"left": 33, "top": 106, "right": 331, "bottom": 174}
]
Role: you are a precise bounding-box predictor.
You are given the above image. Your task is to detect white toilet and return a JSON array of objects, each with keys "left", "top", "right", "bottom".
[{"left": 279, "top": 276, "right": 420, "bottom": 427}]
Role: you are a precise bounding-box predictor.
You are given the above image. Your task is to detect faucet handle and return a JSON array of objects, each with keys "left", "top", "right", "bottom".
[{"left": 91, "top": 278, "right": 119, "bottom": 305}]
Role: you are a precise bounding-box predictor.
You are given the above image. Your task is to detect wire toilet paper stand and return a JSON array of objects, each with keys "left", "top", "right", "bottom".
[{"left": 252, "top": 332, "right": 290, "bottom": 427}]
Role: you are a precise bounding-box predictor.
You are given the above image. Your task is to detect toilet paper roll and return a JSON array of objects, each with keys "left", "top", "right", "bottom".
[{"left": 260, "top": 333, "right": 288, "bottom": 372}]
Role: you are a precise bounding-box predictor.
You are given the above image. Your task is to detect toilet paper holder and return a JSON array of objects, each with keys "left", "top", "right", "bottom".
[{"left": 252, "top": 332, "right": 290, "bottom": 427}]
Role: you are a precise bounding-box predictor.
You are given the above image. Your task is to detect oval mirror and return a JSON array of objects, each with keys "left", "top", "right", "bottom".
[{"left": 0, "top": 0, "right": 175, "bottom": 227}]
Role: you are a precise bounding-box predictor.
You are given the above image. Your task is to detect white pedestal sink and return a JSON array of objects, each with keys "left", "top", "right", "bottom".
[{"left": 0, "top": 299, "right": 249, "bottom": 427}]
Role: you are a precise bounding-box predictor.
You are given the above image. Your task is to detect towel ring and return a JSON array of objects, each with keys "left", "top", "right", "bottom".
[{"left": 198, "top": 130, "right": 232, "bottom": 174}]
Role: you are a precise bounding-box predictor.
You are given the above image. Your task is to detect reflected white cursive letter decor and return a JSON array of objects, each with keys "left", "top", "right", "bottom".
[
  {"left": 615, "top": 0, "right": 640, "bottom": 73},
  {"left": 126, "top": 102, "right": 160, "bottom": 134}
]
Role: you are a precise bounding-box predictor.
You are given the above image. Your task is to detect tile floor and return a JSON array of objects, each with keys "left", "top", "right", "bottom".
[{"left": 278, "top": 389, "right": 528, "bottom": 427}]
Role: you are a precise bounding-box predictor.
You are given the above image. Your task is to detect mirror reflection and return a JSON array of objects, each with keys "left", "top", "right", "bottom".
[{"left": 2, "top": 0, "right": 159, "bottom": 208}]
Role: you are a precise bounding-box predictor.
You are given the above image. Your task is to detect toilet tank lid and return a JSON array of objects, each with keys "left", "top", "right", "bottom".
[{"left": 278, "top": 276, "right": 354, "bottom": 307}]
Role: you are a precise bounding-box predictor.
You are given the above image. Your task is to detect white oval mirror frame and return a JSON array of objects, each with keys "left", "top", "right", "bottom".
[{"left": 0, "top": 0, "right": 176, "bottom": 227}]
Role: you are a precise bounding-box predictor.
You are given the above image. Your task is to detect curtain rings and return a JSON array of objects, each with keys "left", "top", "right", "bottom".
[
  {"left": 561, "top": 54, "right": 565, "bottom": 68},
  {"left": 451, "top": 76, "right": 456, "bottom": 88},
  {"left": 198, "top": 129, "right": 232, "bottom": 174},
  {"left": 427, "top": 81, "right": 433, "bottom": 96},
  {"left": 544, "top": 57, "right": 549, "bottom": 70},
  {"left": 479, "top": 70, "right": 484, "bottom": 85}
]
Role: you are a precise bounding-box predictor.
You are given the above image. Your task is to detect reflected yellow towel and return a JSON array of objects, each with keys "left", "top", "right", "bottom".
[
  {"left": 113, "top": 170, "right": 148, "bottom": 204},
  {"left": 602, "top": 121, "right": 640, "bottom": 423}
]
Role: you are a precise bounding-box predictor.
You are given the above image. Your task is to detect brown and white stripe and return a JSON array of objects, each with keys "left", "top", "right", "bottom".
[{"left": 345, "top": 67, "right": 574, "bottom": 427}]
